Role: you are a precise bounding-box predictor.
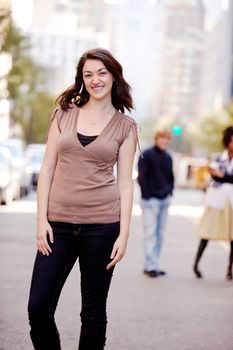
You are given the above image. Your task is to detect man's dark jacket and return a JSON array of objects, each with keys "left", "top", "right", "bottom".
[{"left": 137, "top": 146, "right": 174, "bottom": 200}]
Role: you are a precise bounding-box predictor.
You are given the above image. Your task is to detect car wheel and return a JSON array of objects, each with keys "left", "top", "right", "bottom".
[{"left": 1, "top": 187, "right": 13, "bottom": 205}]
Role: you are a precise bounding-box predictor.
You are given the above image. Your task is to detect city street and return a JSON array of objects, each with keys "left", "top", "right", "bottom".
[{"left": 0, "top": 187, "right": 233, "bottom": 350}]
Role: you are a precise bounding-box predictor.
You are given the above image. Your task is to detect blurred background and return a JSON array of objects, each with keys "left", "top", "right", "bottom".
[
  {"left": 0, "top": 0, "right": 233, "bottom": 203},
  {"left": 1, "top": 2, "right": 233, "bottom": 349}
]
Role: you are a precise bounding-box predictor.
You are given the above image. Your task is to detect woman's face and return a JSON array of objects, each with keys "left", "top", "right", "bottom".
[
  {"left": 82, "top": 59, "right": 114, "bottom": 101},
  {"left": 156, "top": 137, "right": 170, "bottom": 151}
]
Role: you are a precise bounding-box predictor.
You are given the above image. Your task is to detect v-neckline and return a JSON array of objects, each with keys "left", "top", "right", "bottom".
[{"left": 74, "top": 106, "right": 117, "bottom": 149}]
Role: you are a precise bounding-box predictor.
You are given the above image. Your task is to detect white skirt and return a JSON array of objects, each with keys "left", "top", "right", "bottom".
[{"left": 197, "top": 200, "right": 233, "bottom": 241}]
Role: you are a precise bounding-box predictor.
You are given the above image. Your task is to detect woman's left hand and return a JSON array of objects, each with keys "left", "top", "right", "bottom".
[{"left": 107, "top": 236, "right": 128, "bottom": 270}]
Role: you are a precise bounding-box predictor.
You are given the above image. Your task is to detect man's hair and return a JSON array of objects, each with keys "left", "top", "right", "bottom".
[{"left": 154, "top": 130, "right": 172, "bottom": 141}]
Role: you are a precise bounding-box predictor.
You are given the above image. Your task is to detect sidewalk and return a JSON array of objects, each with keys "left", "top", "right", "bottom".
[
  {"left": 107, "top": 189, "right": 233, "bottom": 350},
  {"left": 0, "top": 189, "right": 232, "bottom": 350}
]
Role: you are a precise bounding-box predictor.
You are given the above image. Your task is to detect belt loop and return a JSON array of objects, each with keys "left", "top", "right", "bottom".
[{"left": 73, "top": 224, "right": 81, "bottom": 236}]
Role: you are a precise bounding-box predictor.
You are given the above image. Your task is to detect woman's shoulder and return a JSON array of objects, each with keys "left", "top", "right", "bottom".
[
  {"left": 115, "top": 111, "right": 137, "bottom": 126},
  {"left": 210, "top": 151, "right": 226, "bottom": 162},
  {"left": 55, "top": 103, "right": 78, "bottom": 118},
  {"left": 114, "top": 111, "right": 140, "bottom": 147},
  {"left": 49, "top": 103, "right": 77, "bottom": 129},
  {"left": 54, "top": 103, "right": 78, "bottom": 112}
]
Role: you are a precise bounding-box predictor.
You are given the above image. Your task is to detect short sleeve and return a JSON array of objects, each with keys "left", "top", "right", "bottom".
[
  {"left": 209, "top": 152, "right": 221, "bottom": 163},
  {"left": 45, "top": 106, "right": 63, "bottom": 143},
  {"left": 121, "top": 117, "right": 142, "bottom": 156}
]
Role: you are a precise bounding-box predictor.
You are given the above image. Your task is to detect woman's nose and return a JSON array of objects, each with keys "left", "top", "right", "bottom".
[{"left": 92, "top": 76, "right": 100, "bottom": 84}]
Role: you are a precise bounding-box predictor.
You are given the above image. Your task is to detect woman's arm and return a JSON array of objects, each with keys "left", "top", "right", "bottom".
[
  {"left": 212, "top": 174, "right": 233, "bottom": 184},
  {"left": 209, "top": 168, "right": 233, "bottom": 184},
  {"left": 106, "top": 128, "right": 136, "bottom": 269},
  {"left": 36, "top": 117, "right": 60, "bottom": 256}
]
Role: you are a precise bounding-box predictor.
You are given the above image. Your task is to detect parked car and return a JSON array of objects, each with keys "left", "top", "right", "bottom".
[
  {"left": 0, "top": 138, "right": 33, "bottom": 196},
  {"left": 25, "top": 144, "right": 46, "bottom": 188},
  {"left": 0, "top": 147, "right": 21, "bottom": 205}
]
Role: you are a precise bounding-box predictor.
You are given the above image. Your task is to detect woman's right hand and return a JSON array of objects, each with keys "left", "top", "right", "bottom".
[{"left": 36, "top": 220, "right": 54, "bottom": 256}]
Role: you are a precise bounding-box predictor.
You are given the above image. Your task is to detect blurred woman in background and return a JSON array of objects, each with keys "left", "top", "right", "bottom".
[{"left": 193, "top": 126, "right": 233, "bottom": 281}]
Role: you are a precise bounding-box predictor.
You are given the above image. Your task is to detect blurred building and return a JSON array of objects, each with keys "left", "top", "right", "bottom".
[
  {"left": 159, "top": 0, "right": 205, "bottom": 124},
  {"left": 29, "top": 0, "right": 108, "bottom": 94},
  {"left": 24, "top": 0, "right": 233, "bottom": 122},
  {"left": 105, "top": 0, "right": 166, "bottom": 120},
  {"left": 0, "top": 0, "right": 11, "bottom": 140},
  {"left": 201, "top": 0, "right": 233, "bottom": 114},
  {"left": 104, "top": 0, "right": 206, "bottom": 122},
  {"left": 28, "top": 0, "right": 167, "bottom": 120}
]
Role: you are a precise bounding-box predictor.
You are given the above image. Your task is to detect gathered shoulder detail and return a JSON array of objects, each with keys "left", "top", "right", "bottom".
[
  {"left": 119, "top": 114, "right": 143, "bottom": 157},
  {"left": 45, "top": 106, "right": 65, "bottom": 142}
]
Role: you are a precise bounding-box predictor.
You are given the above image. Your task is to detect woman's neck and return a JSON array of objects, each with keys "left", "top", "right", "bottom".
[{"left": 84, "top": 97, "right": 114, "bottom": 114}]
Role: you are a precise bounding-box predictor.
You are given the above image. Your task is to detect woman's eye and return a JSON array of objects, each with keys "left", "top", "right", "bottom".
[
  {"left": 84, "top": 75, "right": 91, "bottom": 78},
  {"left": 100, "top": 72, "right": 107, "bottom": 76}
]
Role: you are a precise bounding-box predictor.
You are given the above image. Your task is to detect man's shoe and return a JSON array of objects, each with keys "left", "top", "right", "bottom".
[
  {"left": 158, "top": 270, "right": 166, "bottom": 276},
  {"left": 143, "top": 270, "right": 158, "bottom": 278}
]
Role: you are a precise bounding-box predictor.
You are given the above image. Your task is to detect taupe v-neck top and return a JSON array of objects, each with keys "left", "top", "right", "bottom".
[{"left": 46, "top": 103, "right": 137, "bottom": 224}]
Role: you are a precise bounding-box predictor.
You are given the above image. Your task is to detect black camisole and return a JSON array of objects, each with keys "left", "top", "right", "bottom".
[{"left": 77, "top": 132, "right": 98, "bottom": 147}]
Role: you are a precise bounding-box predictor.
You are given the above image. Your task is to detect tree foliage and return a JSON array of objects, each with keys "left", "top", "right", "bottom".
[
  {"left": 17, "top": 92, "right": 55, "bottom": 143},
  {"left": 139, "top": 115, "right": 193, "bottom": 154},
  {"left": 0, "top": 7, "right": 11, "bottom": 51},
  {"left": 1, "top": 13, "right": 55, "bottom": 143},
  {"left": 194, "top": 105, "right": 233, "bottom": 154}
]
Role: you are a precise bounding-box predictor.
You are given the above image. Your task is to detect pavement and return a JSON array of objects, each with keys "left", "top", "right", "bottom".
[{"left": 0, "top": 187, "right": 233, "bottom": 350}]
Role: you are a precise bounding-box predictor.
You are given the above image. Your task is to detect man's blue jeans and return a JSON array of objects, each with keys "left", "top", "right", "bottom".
[{"left": 141, "top": 196, "right": 171, "bottom": 272}]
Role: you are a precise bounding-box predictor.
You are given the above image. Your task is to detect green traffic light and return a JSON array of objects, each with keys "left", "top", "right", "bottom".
[{"left": 172, "top": 125, "right": 183, "bottom": 136}]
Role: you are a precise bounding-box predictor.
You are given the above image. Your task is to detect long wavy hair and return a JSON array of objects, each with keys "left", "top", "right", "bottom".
[{"left": 56, "top": 48, "right": 134, "bottom": 113}]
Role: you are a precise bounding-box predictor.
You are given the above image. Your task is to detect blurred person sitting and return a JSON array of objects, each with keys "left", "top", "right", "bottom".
[
  {"left": 193, "top": 126, "right": 233, "bottom": 280},
  {"left": 137, "top": 130, "right": 174, "bottom": 278}
]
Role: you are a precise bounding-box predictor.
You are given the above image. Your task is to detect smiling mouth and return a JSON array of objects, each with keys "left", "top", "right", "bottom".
[{"left": 91, "top": 85, "right": 105, "bottom": 92}]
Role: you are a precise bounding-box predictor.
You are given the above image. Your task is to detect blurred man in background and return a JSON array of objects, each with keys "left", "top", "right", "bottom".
[{"left": 138, "top": 130, "right": 174, "bottom": 278}]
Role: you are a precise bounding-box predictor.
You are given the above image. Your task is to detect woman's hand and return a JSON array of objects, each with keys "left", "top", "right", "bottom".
[
  {"left": 36, "top": 220, "right": 54, "bottom": 256},
  {"left": 209, "top": 168, "right": 224, "bottom": 178},
  {"left": 107, "top": 236, "right": 128, "bottom": 270}
]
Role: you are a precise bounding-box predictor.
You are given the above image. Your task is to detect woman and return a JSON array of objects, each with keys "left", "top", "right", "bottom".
[
  {"left": 193, "top": 126, "right": 233, "bottom": 281},
  {"left": 27, "top": 48, "right": 138, "bottom": 350}
]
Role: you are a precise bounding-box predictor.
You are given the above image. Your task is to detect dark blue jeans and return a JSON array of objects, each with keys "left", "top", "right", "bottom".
[{"left": 28, "top": 221, "right": 120, "bottom": 350}]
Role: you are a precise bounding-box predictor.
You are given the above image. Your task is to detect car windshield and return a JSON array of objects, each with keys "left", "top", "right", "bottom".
[
  {"left": 30, "top": 153, "right": 44, "bottom": 163},
  {"left": 0, "top": 154, "right": 5, "bottom": 164},
  {"left": 0, "top": 141, "right": 24, "bottom": 158},
  {"left": 0, "top": 154, "right": 7, "bottom": 169}
]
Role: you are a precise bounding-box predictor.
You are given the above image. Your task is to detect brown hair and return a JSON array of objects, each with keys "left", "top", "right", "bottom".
[
  {"left": 154, "top": 130, "right": 172, "bottom": 141},
  {"left": 56, "top": 48, "right": 134, "bottom": 113}
]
